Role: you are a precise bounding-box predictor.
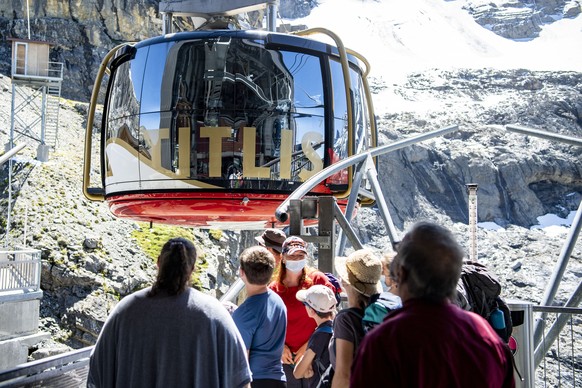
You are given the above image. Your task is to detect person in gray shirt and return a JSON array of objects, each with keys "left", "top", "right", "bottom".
[{"left": 87, "top": 237, "right": 251, "bottom": 388}]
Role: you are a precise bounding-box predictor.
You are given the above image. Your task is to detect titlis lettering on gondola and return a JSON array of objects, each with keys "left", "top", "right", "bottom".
[{"left": 147, "top": 126, "right": 323, "bottom": 181}]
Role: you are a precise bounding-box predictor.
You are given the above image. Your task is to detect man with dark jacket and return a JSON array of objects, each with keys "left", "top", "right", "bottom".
[{"left": 351, "top": 222, "right": 515, "bottom": 388}]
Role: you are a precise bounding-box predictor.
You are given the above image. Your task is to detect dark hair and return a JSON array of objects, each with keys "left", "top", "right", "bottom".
[
  {"left": 305, "top": 304, "right": 334, "bottom": 319},
  {"left": 148, "top": 237, "right": 197, "bottom": 297},
  {"left": 240, "top": 246, "right": 275, "bottom": 285},
  {"left": 396, "top": 222, "right": 463, "bottom": 302}
]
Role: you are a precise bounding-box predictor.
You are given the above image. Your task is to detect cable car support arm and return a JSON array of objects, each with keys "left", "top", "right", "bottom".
[{"left": 275, "top": 125, "right": 460, "bottom": 257}]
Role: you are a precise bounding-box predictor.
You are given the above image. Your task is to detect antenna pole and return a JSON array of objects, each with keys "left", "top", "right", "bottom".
[{"left": 466, "top": 183, "right": 478, "bottom": 261}]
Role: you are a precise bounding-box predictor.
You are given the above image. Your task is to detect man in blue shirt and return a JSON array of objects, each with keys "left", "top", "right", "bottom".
[{"left": 233, "top": 246, "right": 288, "bottom": 388}]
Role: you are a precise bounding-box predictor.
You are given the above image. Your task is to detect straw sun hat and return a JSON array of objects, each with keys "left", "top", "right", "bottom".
[{"left": 334, "top": 249, "right": 383, "bottom": 297}]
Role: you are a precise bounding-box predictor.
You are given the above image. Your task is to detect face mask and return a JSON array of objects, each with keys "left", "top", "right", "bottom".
[{"left": 285, "top": 259, "right": 306, "bottom": 273}]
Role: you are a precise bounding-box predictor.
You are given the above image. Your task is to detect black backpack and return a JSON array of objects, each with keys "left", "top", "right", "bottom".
[{"left": 455, "top": 260, "right": 513, "bottom": 342}]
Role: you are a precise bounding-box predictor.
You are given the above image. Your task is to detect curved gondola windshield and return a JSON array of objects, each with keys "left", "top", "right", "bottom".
[{"left": 103, "top": 36, "right": 338, "bottom": 195}]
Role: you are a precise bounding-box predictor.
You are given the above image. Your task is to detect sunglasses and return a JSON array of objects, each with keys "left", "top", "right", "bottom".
[{"left": 283, "top": 243, "right": 306, "bottom": 253}]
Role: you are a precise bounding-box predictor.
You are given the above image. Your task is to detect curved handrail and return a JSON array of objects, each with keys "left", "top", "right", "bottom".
[
  {"left": 83, "top": 43, "right": 129, "bottom": 201},
  {"left": 346, "top": 47, "right": 377, "bottom": 205},
  {"left": 275, "top": 125, "right": 460, "bottom": 222},
  {"left": 293, "top": 28, "right": 355, "bottom": 198}
]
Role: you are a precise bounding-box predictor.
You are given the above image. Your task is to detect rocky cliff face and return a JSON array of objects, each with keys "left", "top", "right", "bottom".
[
  {"left": 0, "top": 0, "right": 161, "bottom": 100},
  {"left": 464, "top": 0, "right": 581, "bottom": 39},
  {"left": 374, "top": 69, "right": 582, "bottom": 229},
  {"left": 0, "top": 0, "right": 318, "bottom": 101}
]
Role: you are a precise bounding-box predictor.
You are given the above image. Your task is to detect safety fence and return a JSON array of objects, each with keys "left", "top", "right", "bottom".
[
  {"left": 0, "top": 250, "right": 41, "bottom": 293},
  {"left": 0, "top": 303, "right": 579, "bottom": 387},
  {"left": 0, "top": 347, "right": 91, "bottom": 388},
  {"left": 533, "top": 305, "right": 582, "bottom": 387},
  {"left": 12, "top": 61, "right": 64, "bottom": 81}
]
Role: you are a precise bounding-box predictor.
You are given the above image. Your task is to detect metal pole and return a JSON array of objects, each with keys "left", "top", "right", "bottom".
[
  {"left": 26, "top": 0, "right": 31, "bottom": 39},
  {"left": 508, "top": 300, "right": 535, "bottom": 388},
  {"left": 5, "top": 158, "right": 12, "bottom": 249},
  {"left": 23, "top": 204, "right": 28, "bottom": 247},
  {"left": 364, "top": 155, "right": 399, "bottom": 244},
  {"left": 466, "top": 183, "right": 478, "bottom": 261},
  {"left": 336, "top": 160, "right": 366, "bottom": 256},
  {"left": 5, "top": 84, "right": 17, "bottom": 249},
  {"left": 40, "top": 86, "right": 47, "bottom": 145},
  {"left": 332, "top": 201, "right": 363, "bottom": 251},
  {"left": 219, "top": 278, "right": 244, "bottom": 304},
  {"left": 506, "top": 125, "right": 582, "bottom": 148},
  {"left": 317, "top": 196, "right": 335, "bottom": 273},
  {"left": 162, "top": 12, "right": 173, "bottom": 35},
  {"left": 10, "top": 85, "right": 15, "bottom": 151},
  {"left": 267, "top": 1, "right": 278, "bottom": 32},
  {"left": 0, "top": 143, "right": 26, "bottom": 166}
]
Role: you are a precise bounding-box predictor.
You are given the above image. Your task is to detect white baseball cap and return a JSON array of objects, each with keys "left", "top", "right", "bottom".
[{"left": 296, "top": 285, "right": 337, "bottom": 313}]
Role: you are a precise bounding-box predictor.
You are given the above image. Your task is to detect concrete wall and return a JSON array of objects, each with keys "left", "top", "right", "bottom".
[
  {"left": 0, "top": 290, "right": 48, "bottom": 370},
  {"left": 0, "top": 295, "right": 40, "bottom": 339},
  {"left": 0, "top": 332, "right": 50, "bottom": 371}
]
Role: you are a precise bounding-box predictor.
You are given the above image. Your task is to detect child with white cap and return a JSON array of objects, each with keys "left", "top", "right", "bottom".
[
  {"left": 268, "top": 236, "right": 335, "bottom": 387},
  {"left": 293, "top": 285, "right": 336, "bottom": 388}
]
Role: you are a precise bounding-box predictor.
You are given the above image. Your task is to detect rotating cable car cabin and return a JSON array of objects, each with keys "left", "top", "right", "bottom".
[{"left": 83, "top": 0, "right": 377, "bottom": 229}]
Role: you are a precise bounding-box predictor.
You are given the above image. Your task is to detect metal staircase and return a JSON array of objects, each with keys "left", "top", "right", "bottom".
[{"left": 44, "top": 81, "right": 61, "bottom": 149}]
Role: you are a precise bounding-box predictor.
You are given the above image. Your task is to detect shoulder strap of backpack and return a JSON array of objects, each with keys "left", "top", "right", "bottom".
[
  {"left": 315, "top": 324, "right": 333, "bottom": 334},
  {"left": 375, "top": 292, "right": 402, "bottom": 310}
]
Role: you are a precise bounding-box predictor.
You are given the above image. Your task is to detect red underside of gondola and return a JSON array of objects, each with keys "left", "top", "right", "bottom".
[{"left": 107, "top": 191, "right": 345, "bottom": 229}]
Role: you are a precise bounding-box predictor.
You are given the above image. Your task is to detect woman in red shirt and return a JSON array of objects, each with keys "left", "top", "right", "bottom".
[{"left": 269, "top": 236, "right": 334, "bottom": 388}]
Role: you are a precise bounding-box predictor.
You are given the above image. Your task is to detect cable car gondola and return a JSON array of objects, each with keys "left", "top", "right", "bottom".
[{"left": 83, "top": 11, "right": 376, "bottom": 229}]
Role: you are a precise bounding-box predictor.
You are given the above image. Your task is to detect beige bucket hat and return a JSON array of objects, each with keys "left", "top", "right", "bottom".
[{"left": 334, "top": 249, "right": 383, "bottom": 297}]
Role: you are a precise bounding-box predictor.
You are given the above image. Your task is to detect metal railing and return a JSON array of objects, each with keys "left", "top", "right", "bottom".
[
  {"left": 533, "top": 305, "right": 582, "bottom": 387},
  {"left": 12, "top": 61, "right": 64, "bottom": 81},
  {"left": 0, "top": 250, "right": 41, "bottom": 293},
  {"left": 0, "top": 347, "right": 92, "bottom": 388}
]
